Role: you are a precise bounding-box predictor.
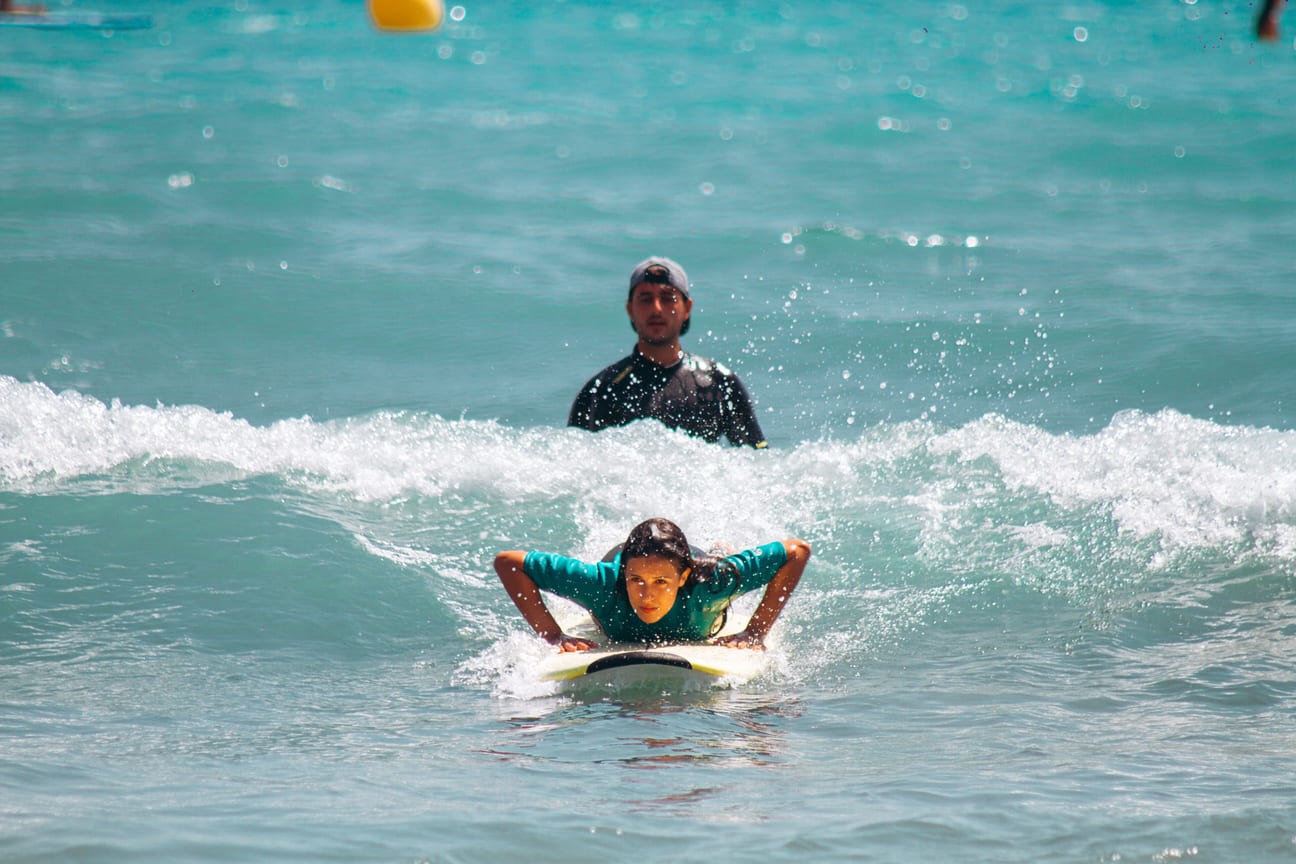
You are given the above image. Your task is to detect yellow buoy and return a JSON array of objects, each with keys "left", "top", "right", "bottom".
[{"left": 368, "top": 0, "right": 444, "bottom": 32}]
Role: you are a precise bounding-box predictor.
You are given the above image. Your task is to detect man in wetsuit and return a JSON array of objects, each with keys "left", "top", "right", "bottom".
[{"left": 568, "top": 256, "right": 767, "bottom": 448}]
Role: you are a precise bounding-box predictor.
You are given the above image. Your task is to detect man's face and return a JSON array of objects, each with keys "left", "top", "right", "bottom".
[{"left": 626, "top": 279, "right": 692, "bottom": 346}]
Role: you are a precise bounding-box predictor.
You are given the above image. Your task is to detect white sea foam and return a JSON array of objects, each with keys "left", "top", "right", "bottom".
[
  {"left": 5, "top": 378, "right": 1293, "bottom": 564},
  {"left": 930, "top": 409, "right": 1296, "bottom": 555}
]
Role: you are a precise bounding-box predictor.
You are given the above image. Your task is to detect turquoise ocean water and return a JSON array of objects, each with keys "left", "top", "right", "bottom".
[{"left": 3, "top": 1, "right": 1296, "bottom": 861}]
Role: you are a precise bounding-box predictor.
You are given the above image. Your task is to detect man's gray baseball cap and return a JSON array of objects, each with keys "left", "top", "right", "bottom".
[{"left": 628, "top": 257, "right": 690, "bottom": 300}]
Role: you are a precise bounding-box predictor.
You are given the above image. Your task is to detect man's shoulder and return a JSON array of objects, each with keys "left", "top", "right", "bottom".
[{"left": 681, "top": 352, "right": 742, "bottom": 381}]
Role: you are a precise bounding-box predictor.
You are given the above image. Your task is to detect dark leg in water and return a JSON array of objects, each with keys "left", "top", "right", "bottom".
[{"left": 1257, "top": 0, "right": 1286, "bottom": 41}]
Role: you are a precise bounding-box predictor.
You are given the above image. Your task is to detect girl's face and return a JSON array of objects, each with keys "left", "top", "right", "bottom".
[{"left": 624, "top": 555, "right": 689, "bottom": 624}]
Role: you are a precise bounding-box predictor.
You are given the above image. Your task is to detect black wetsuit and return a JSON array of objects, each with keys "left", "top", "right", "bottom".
[{"left": 568, "top": 349, "right": 767, "bottom": 448}]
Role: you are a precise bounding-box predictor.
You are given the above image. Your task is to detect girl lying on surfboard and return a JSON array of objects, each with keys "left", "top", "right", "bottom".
[{"left": 494, "top": 518, "right": 810, "bottom": 652}]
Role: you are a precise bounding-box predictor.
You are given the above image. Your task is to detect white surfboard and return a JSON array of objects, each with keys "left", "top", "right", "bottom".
[
  {"left": 536, "top": 642, "right": 769, "bottom": 690},
  {"left": 534, "top": 599, "right": 774, "bottom": 692}
]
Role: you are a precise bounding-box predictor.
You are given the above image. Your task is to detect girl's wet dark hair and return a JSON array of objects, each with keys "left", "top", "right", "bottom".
[
  {"left": 612, "top": 518, "right": 737, "bottom": 607},
  {"left": 619, "top": 517, "right": 693, "bottom": 575}
]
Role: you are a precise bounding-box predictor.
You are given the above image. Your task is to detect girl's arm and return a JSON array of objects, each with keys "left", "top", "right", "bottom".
[
  {"left": 712, "top": 539, "right": 810, "bottom": 649},
  {"left": 494, "top": 551, "right": 599, "bottom": 652}
]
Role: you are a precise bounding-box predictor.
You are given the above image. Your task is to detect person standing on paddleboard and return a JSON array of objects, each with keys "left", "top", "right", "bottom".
[
  {"left": 495, "top": 518, "right": 809, "bottom": 651},
  {"left": 567, "top": 257, "right": 768, "bottom": 448}
]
